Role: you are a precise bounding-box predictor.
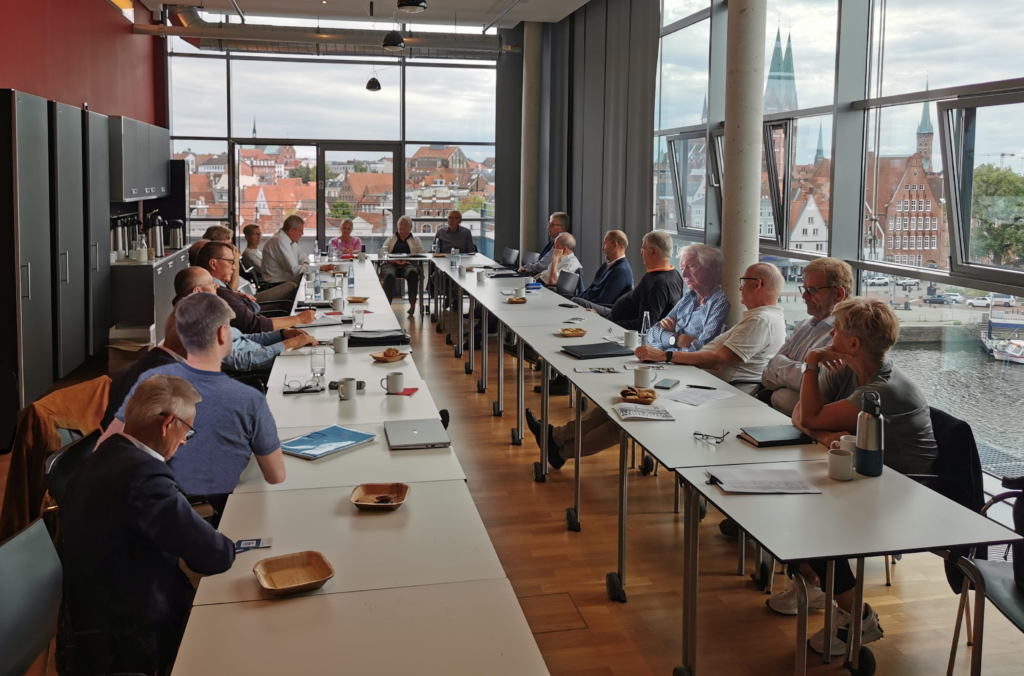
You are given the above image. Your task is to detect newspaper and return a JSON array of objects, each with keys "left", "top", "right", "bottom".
[
  {"left": 705, "top": 467, "right": 821, "bottom": 494},
  {"left": 612, "top": 403, "right": 675, "bottom": 421}
]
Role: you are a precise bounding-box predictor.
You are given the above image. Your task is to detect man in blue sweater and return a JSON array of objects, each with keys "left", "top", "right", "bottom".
[{"left": 572, "top": 230, "right": 634, "bottom": 307}]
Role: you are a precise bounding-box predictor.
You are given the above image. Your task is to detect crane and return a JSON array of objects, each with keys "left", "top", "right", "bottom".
[{"left": 978, "top": 152, "right": 1017, "bottom": 169}]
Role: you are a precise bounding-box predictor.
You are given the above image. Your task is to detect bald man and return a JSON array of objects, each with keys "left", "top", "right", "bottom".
[{"left": 539, "top": 232, "right": 582, "bottom": 287}]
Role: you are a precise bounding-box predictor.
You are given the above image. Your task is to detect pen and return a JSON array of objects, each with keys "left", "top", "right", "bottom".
[{"left": 687, "top": 384, "right": 716, "bottom": 390}]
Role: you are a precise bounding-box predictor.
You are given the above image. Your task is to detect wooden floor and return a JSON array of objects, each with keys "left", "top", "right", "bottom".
[{"left": 7, "top": 302, "right": 1024, "bottom": 675}]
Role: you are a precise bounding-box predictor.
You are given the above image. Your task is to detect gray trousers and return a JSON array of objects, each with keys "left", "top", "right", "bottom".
[{"left": 571, "top": 297, "right": 613, "bottom": 317}]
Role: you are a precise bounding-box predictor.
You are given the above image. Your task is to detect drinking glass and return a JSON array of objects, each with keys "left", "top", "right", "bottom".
[
  {"left": 352, "top": 307, "right": 365, "bottom": 329},
  {"left": 310, "top": 347, "right": 328, "bottom": 382}
]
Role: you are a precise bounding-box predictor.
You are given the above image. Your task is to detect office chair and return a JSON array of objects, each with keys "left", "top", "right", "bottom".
[
  {"left": 554, "top": 271, "right": 581, "bottom": 298},
  {"left": 0, "top": 519, "right": 62, "bottom": 676},
  {"left": 45, "top": 430, "right": 101, "bottom": 507},
  {"left": 521, "top": 251, "right": 540, "bottom": 269},
  {"left": 500, "top": 247, "right": 520, "bottom": 268}
]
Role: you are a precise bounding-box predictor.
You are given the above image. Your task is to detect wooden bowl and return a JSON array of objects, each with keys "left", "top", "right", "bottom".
[
  {"left": 346, "top": 296, "right": 368, "bottom": 303},
  {"left": 350, "top": 483, "right": 410, "bottom": 511},
  {"left": 466, "top": 266, "right": 475, "bottom": 272},
  {"left": 253, "top": 551, "right": 334, "bottom": 597},
  {"left": 558, "top": 328, "right": 587, "bottom": 337},
  {"left": 371, "top": 350, "right": 409, "bottom": 363},
  {"left": 432, "top": 253, "right": 447, "bottom": 258},
  {"left": 619, "top": 387, "right": 657, "bottom": 405},
  {"left": 507, "top": 297, "right": 528, "bottom": 304}
]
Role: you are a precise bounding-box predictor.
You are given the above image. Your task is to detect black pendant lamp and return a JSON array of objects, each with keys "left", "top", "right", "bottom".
[
  {"left": 381, "top": 29, "right": 405, "bottom": 51},
  {"left": 366, "top": 76, "right": 382, "bottom": 91},
  {"left": 397, "top": 0, "right": 427, "bottom": 12}
]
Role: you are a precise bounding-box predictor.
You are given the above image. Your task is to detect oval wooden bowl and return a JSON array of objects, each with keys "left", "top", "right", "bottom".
[
  {"left": 371, "top": 351, "right": 409, "bottom": 363},
  {"left": 253, "top": 551, "right": 334, "bottom": 597},
  {"left": 507, "top": 297, "right": 528, "bottom": 305},
  {"left": 619, "top": 387, "right": 657, "bottom": 405},
  {"left": 350, "top": 483, "right": 410, "bottom": 512},
  {"left": 558, "top": 328, "right": 588, "bottom": 337},
  {"left": 346, "top": 296, "right": 368, "bottom": 303}
]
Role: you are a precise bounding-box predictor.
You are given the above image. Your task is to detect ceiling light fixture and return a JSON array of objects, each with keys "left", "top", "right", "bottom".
[
  {"left": 397, "top": 0, "right": 427, "bottom": 12},
  {"left": 366, "top": 73, "right": 382, "bottom": 91},
  {"left": 381, "top": 29, "right": 405, "bottom": 51}
]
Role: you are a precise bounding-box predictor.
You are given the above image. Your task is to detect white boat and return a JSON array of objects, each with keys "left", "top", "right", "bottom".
[{"left": 992, "top": 339, "right": 1024, "bottom": 364}]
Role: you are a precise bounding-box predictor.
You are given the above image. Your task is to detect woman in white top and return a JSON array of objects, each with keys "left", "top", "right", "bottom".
[{"left": 380, "top": 216, "right": 425, "bottom": 315}]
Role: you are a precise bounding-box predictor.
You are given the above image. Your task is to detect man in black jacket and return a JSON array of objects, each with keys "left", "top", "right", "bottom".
[{"left": 61, "top": 374, "right": 235, "bottom": 675}]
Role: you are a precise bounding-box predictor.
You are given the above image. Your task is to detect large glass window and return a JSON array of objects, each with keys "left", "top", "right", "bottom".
[
  {"left": 323, "top": 149, "right": 396, "bottom": 254},
  {"left": 173, "top": 140, "right": 230, "bottom": 236},
  {"left": 237, "top": 145, "right": 318, "bottom": 243},
  {"left": 656, "top": 19, "right": 710, "bottom": 131},
  {"left": 405, "top": 67, "right": 496, "bottom": 142},
  {"left": 787, "top": 115, "right": 832, "bottom": 252},
  {"left": 762, "top": 0, "right": 838, "bottom": 112},
  {"left": 170, "top": 58, "right": 227, "bottom": 137},
  {"left": 662, "top": 0, "right": 709, "bottom": 26}
]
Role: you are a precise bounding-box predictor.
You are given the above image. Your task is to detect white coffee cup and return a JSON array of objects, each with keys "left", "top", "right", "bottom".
[
  {"left": 332, "top": 297, "right": 345, "bottom": 312},
  {"left": 338, "top": 377, "right": 362, "bottom": 400},
  {"left": 623, "top": 330, "right": 640, "bottom": 349},
  {"left": 477, "top": 271, "right": 486, "bottom": 284},
  {"left": 381, "top": 371, "right": 405, "bottom": 394},
  {"left": 332, "top": 334, "right": 348, "bottom": 354},
  {"left": 323, "top": 286, "right": 334, "bottom": 301},
  {"left": 634, "top": 365, "right": 655, "bottom": 389},
  {"left": 458, "top": 265, "right": 467, "bottom": 278},
  {"left": 514, "top": 286, "right": 526, "bottom": 298},
  {"left": 828, "top": 447, "right": 855, "bottom": 481},
  {"left": 305, "top": 270, "right": 314, "bottom": 281},
  {"left": 358, "top": 251, "right": 366, "bottom": 262}
]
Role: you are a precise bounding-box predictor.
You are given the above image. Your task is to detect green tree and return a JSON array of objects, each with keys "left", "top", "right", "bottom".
[
  {"left": 458, "top": 194, "right": 487, "bottom": 214},
  {"left": 288, "top": 164, "right": 336, "bottom": 184},
  {"left": 353, "top": 162, "right": 368, "bottom": 173},
  {"left": 330, "top": 200, "right": 354, "bottom": 219},
  {"left": 970, "top": 164, "right": 1024, "bottom": 267}
]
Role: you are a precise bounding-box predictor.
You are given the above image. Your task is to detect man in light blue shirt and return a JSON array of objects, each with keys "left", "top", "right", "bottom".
[
  {"left": 226, "top": 327, "right": 315, "bottom": 372},
  {"left": 646, "top": 243, "right": 730, "bottom": 351},
  {"left": 759, "top": 257, "right": 853, "bottom": 415},
  {"left": 520, "top": 212, "right": 570, "bottom": 276}
]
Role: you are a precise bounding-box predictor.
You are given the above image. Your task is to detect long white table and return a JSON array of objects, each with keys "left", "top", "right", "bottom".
[{"left": 175, "top": 579, "right": 548, "bottom": 676}]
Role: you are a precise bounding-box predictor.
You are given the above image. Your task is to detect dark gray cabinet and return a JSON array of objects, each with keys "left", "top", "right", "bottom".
[
  {"left": 111, "top": 250, "right": 189, "bottom": 344},
  {"left": 108, "top": 116, "right": 169, "bottom": 202},
  {"left": 84, "top": 111, "right": 111, "bottom": 357},
  {"left": 49, "top": 102, "right": 87, "bottom": 379},
  {"left": 0, "top": 90, "right": 54, "bottom": 441}
]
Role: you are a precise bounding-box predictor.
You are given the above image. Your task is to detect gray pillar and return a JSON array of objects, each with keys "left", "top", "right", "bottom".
[
  {"left": 519, "top": 21, "right": 543, "bottom": 255},
  {"left": 720, "top": 0, "right": 768, "bottom": 323}
]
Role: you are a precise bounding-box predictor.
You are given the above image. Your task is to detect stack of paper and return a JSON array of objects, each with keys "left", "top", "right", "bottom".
[
  {"left": 704, "top": 467, "right": 821, "bottom": 494},
  {"left": 662, "top": 388, "right": 736, "bottom": 407},
  {"left": 612, "top": 403, "right": 675, "bottom": 421}
]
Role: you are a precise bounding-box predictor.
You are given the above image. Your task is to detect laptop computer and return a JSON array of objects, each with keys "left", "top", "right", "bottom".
[
  {"left": 384, "top": 419, "right": 452, "bottom": 450},
  {"left": 560, "top": 343, "right": 636, "bottom": 360}
]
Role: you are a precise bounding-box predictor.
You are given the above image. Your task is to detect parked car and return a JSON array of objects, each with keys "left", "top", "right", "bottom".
[
  {"left": 924, "top": 294, "right": 952, "bottom": 304},
  {"left": 895, "top": 277, "right": 921, "bottom": 289},
  {"left": 944, "top": 293, "right": 964, "bottom": 304},
  {"left": 967, "top": 296, "right": 992, "bottom": 308},
  {"left": 987, "top": 293, "right": 1018, "bottom": 307},
  {"left": 863, "top": 276, "right": 889, "bottom": 287}
]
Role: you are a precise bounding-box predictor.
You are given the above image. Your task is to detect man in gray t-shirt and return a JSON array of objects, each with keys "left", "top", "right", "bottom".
[{"left": 819, "top": 359, "right": 937, "bottom": 475}]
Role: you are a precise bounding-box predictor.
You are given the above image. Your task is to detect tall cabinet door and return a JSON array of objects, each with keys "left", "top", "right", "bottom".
[
  {"left": 49, "top": 102, "right": 86, "bottom": 378},
  {"left": 84, "top": 111, "right": 111, "bottom": 356}
]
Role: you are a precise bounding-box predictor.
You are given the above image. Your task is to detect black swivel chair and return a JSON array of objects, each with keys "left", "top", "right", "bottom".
[
  {"left": 521, "top": 251, "right": 540, "bottom": 270},
  {"left": 0, "top": 519, "right": 62, "bottom": 676},
  {"left": 554, "top": 270, "right": 582, "bottom": 298},
  {"left": 45, "top": 430, "right": 101, "bottom": 507},
  {"left": 500, "top": 247, "right": 520, "bottom": 268}
]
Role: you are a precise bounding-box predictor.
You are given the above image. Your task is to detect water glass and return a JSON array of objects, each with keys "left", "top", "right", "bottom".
[
  {"left": 310, "top": 347, "right": 328, "bottom": 380},
  {"left": 353, "top": 306, "right": 365, "bottom": 329}
]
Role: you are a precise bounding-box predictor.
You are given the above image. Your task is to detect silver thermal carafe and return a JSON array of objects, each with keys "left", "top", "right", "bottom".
[
  {"left": 146, "top": 211, "right": 165, "bottom": 258},
  {"left": 168, "top": 219, "right": 185, "bottom": 250},
  {"left": 854, "top": 391, "right": 885, "bottom": 476}
]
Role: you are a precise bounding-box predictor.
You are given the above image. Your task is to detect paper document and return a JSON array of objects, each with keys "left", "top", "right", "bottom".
[
  {"left": 705, "top": 467, "right": 821, "bottom": 494},
  {"left": 574, "top": 367, "right": 622, "bottom": 374},
  {"left": 662, "top": 388, "right": 736, "bottom": 407},
  {"left": 612, "top": 403, "right": 675, "bottom": 422},
  {"left": 622, "top": 363, "right": 666, "bottom": 370},
  {"left": 602, "top": 335, "right": 625, "bottom": 345},
  {"left": 296, "top": 312, "right": 344, "bottom": 328}
]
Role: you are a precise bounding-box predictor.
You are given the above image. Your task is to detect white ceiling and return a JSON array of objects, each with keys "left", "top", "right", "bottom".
[{"left": 168, "top": 0, "right": 590, "bottom": 29}]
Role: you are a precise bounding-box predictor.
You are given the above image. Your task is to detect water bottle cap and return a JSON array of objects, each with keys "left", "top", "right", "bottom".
[{"left": 861, "top": 390, "right": 881, "bottom": 414}]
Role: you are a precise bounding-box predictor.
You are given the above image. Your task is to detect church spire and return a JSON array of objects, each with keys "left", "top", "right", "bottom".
[
  {"left": 814, "top": 121, "right": 825, "bottom": 166},
  {"left": 781, "top": 32, "right": 798, "bottom": 111},
  {"left": 252, "top": 116, "right": 257, "bottom": 138},
  {"left": 701, "top": 94, "right": 707, "bottom": 125},
  {"left": 763, "top": 28, "right": 785, "bottom": 114}
]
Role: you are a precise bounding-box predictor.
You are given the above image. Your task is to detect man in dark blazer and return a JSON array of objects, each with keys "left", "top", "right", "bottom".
[{"left": 60, "top": 374, "right": 235, "bottom": 675}]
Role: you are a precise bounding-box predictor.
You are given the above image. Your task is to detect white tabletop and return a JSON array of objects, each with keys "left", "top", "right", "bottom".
[
  {"left": 267, "top": 377, "right": 439, "bottom": 428},
  {"left": 234, "top": 423, "right": 465, "bottom": 494},
  {"left": 195, "top": 480, "right": 504, "bottom": 605},
  {"left": 175, "top": 579, "right": 549, "bottom": 676},
  {"left": 273, "top": 344, "right": 421, "bottom": 382},
  {"left": 677, "top": 460, "right": 1022, "bottom": 562}
]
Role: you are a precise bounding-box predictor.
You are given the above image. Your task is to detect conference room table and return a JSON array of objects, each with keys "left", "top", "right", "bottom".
[{"left": 173, "top": 254, "right": 549, "bottom": 675}]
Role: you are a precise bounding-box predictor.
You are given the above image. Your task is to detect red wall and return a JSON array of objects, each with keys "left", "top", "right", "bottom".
[{"left": 0, "top": 0, "right": 164, "bottom": 125}]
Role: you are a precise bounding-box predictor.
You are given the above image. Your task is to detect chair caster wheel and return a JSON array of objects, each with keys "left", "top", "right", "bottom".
[
  {"left": 845, "top": 646, "right": 876, "bottom": 676},
  {"left": 511, "top": 429, "right": 522, "bottom": 445},
  {"left": 464, "top": 362, "right": 473, "bottom": 374},
  {"left": 477, "top": 380, "right": 486, "bottom": 393},
  {"left": 565, "top": 507, "right": 580, "bottom": 532},
  {"left": 532, "top": 462, "right": 546, "bottom": 483},
  {"left": 639, "top": 455, "right": 655, "bottom": 476},
  {"left": 605, "top": 572, "right": 627, "bottom": 603},
  {"left": 445, "top": 334, "right": 453, "bottom": 345},
  {"left": 492, "top": 402, "right": 502, "bottom": 417}
]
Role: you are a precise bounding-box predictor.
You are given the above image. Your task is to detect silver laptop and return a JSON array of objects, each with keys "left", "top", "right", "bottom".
[{"left": 384, "top": 419, "right": 452, "bottom": 450}]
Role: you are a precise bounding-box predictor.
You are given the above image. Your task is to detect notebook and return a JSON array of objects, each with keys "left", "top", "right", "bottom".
[
  {"left": 561, "top": 342, "right": 636, "bottom": 360},
  {"left": 737, "top": 425, "right": 813, "bottom": 448},
  {"left": 281, "top": 425, "right": 377, "bottom": 460}
]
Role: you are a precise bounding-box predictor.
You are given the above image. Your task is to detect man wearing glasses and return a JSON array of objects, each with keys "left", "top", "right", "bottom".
[
  {"left": 61, "top": 374, "right": 235, "bottom": 674},
  {"left": 634, "top": 262, "right": 787, "bottom": 394},
  {"left": 106, "top": 293, "right": 286, "bottom": 506},
  {"left": 760, "top": 257, "right": 853, "bottom": 415}
]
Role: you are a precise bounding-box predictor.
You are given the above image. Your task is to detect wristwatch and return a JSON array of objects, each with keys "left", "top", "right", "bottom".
[
  {"left": 801, "top": 362, "right": 819, "bottom": 373},
  {"left": 665, "top": 350, "right": 676, "bottom": 364}
]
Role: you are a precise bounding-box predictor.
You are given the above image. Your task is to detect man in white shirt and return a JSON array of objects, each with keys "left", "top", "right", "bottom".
[
  {"left": 760, "top": 257, "right": 853, "bottom": 414},
  {"left": 539, "top": 233, "right": 582, "bottom": 287},
  {"left": 634, "top": 262, "right": 787, "bottom": 394},
  {"left": 261, "top": 215, "right": 334, "bottom": 285}
]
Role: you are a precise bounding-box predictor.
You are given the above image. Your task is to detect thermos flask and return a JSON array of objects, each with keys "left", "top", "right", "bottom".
[{"left": 855, "top": 391, "right": 884, "bottom": 476}]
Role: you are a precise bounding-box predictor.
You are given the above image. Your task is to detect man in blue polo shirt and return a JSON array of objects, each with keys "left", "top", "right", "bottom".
[{"left": 107, "top": 293, "right": 286, "bottom": 503}]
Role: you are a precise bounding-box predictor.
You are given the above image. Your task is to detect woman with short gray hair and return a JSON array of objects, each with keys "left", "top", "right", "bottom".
[{"left": 380, "top": 214, "right": 425, "bottom": 314}]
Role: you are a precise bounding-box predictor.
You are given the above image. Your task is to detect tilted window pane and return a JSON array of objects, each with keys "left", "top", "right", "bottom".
[
  {"left": 170, "top": 57, "right": 227, "bottom": 137},
  {"left": 231, "top": 60, "right": 400, "bottom": 140},
  {"left": 673, "top": 137, "right": 708, "bottom": 231},
  {"left": 758, "top": 256, "right": 811, "bottom": 324},
  {"left": 656, "top": 20, "right": 710, "bottom": 131},
  {"left": 964, "top": 103, "right": 1024, "bottom": 274},
  {"left": 653, "top": 137, "right": 678, "bottom": 236},
  {"left": 762, "top": 0, "right": 838, "bottom": 112},
  {"left": 405, "top": 67, "right": 496, "bottom": 143},
  {"left": 857, "top": 269, "right": 1024, "bottom": 479},
  {"left": 788, "top": 115, "right": 832, "bottom": 252},
  {"left": 873, "top": 0, "right": 1024, "bottom": 97},
  {"left": 662, "top": 0, "right": 709, "bottom": 27},
  {"left": 862, "top": 104, "right": 948, "bottom": 269}
]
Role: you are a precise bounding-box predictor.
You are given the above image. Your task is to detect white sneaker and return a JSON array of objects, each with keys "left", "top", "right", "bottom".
[
  {"left": 766, "top": 578, "right": 826, "bottom": 615},
  {"left": 808, "top": 603, "right": 884, "bottom": 657}
]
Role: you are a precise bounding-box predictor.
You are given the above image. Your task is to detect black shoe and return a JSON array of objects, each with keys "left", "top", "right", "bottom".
[
  {"left": 532, "top": 375, "right": 570, "bottom": 396},
  {"left": 718, "top": 517, "right": 739, "bottom": 539},
  {"left": 525, "top": 408, "right": 542, "bottom": 446},
  {"left": 547, "top": 426, "right": 565, "bottom": 470}
]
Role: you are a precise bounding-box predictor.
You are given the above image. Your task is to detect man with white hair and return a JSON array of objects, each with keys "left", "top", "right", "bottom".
[
  {"left": 261, "top": 215, "right": 335, "bottom": 285},
  {"left": 645, "top": 243, "right": 730, "bottom": 352},
  {"left": 107, "top": 293, "right": 286, "bottom": 500},
  {"left": 520, "top": 212, "right": 570, "bottom": 276},
  {"left": 61, "top": 374, "right": 235, "bottom": 674},
  {"left": 635, "top": 262, "right": 787, "bottom": 394},
  {"left": 539, "top": 232, "right": 582, "bottom": 288}
]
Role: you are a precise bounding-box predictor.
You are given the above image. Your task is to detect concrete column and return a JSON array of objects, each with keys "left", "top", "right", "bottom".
[
  {"left": 519, "top": 21, "right": 543, "bottom": 255},
  {"left": 720, "top": 0, "right": 768, "bottom": 323}
]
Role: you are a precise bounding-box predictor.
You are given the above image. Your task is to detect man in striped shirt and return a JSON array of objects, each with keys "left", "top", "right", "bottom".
[{"left": 645, "top": 243, "right": 730, "bottom": 352}]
